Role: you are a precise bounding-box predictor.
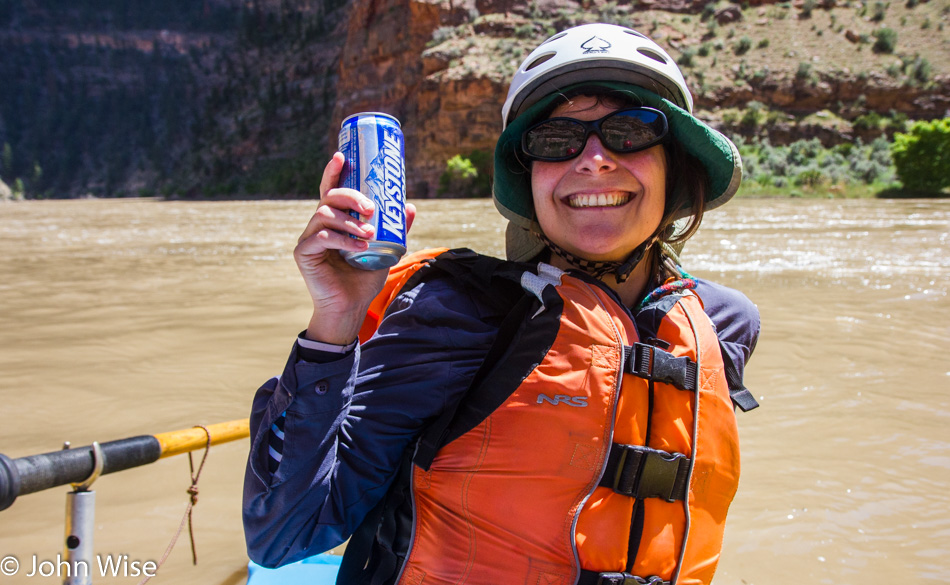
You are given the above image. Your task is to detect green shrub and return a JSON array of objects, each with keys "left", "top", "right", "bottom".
[
  {"left": 439, "top": 154, "right": 477, "bottom": 196},
  {"left": 891, "top": 118, "right": 950, "bottom": 192},
  {"left": 514, "top": 23, "right": 535, "bottom": 39},
  {"left": 736, "top": 136, "right": 898, "bottom": 188},
  {"left": 751, "top": 67, "right": 770, "bottom": 84},
  {"left": 886, "top": 110, "right": 908, "bottom": 132},
  {"left": 438, "top": 151, "right": 492, "bottom": 197},
  {"left": 735, "top": 36, "right": 753, "bottom": 55},
  {"left": 853, "top": 112, "right": 885, "bottom": 131},
  {"left": 429, "top": 26, "right": 456, "bottom": 47},
  {"left": 678, "top": 47, "right": 697, "bottom": 67},
  {"left": 796, "top": 62, "right": 813, "bottom": 81},
  {"left": 904, "top": 55, "right": 932, "bottom": 83},
  {"left": 795, "top": 168, "right": 826, "bottom": 187},
  {"left": 871, "top": 1, "right": 888, "bottom": 21},
  {"left": 872, "top": 27, "right": 897, "bottom": 53},
  {"left": 801, "top": 0, "right": 816, "bottom": 17},
  {"left": 834, "top": 142, "right": 855, "bottom": 157},
  {"left": 788, "top": 138, "right": 823, "bottom": 166},
  {"left": 741, "top": 101, "right": 766, "bottom": 127}
]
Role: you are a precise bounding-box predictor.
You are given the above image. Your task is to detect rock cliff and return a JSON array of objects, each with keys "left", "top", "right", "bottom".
[
  {"left": 0, "top": 0, "right": 947, "bottom": 198},
  {"left": 329, "top": 0, "right": 949, "bottom": 196}
]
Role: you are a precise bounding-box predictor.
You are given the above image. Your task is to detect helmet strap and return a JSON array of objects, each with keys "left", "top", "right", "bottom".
[{"left": 535, "top": 232, "right": 652, "bottom": 284}]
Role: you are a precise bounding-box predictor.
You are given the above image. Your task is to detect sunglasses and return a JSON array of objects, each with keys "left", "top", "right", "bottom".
[{"left": 521, "top": 107, "right": 669, "bottom": 162}]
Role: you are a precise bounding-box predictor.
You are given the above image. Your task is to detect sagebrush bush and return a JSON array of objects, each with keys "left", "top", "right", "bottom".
[
  {"left": 734, "top": 136, "right": 897, "bottom": 189},
  {"left": 872, "top": 27, "right": 897, "bottom": 53},
  {"left": 678, "top": 47, "right": 697, "bottom": 67},
  {"left": 735, "top": 36, "right": 753, "bottom": 55}
]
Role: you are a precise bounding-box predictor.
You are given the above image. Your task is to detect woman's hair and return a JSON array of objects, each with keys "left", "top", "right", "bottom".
[
  {"left": 654, "top": 139, "right": 707, "bottom": 281},
  {"left": 526, "top": 89, "right": 708, "bottom": 283}
]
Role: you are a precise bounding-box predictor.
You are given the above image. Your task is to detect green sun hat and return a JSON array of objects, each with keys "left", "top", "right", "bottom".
[{"left": 493, "top": 81, "right": 743, "bottom": 248}]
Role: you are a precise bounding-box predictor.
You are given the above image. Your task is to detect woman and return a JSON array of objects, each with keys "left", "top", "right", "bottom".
[{"left": 244, "top": 23, "right": 759, "bottom": 585}]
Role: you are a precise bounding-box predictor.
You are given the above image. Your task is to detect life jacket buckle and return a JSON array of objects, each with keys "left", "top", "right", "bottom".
[
  {"left": 595, "top": 572, "right": 670, "bottom": 585},
  {"left": 639, "top": 449, "right": 688, "bottom": 503},
  {"left": 605, "top": 444, "right": 689, "bottom": 502},
  {"left": 625, "top": 343, "right": 698, "bottom": 392}
]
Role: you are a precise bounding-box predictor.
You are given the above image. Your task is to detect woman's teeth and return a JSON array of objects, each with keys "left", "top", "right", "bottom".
[{"left": 568, "top": 192, "right": 630, "bottom": 208}]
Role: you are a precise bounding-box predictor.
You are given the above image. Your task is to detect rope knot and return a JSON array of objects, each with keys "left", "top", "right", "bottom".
[
  {"left": 138, "top": 425, "right": 212, "bottom": 584},
  {"left": 187, "top": 484, "right": 199, "bottom": 505}
]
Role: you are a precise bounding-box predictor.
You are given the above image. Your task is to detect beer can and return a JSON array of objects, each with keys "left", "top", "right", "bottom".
[{"left": 337, "top": 112, "right": 408, "bottom": 270}]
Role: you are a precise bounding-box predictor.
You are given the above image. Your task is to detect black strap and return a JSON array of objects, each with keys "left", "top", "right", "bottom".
[
  {"left": 411, "top": 252, "right": 555, "bottom": 470},
  {"left": 718, "top": 340, "right": 759, "bottom": 412},
  {"left": 598, "top": 444, "right": 689, "bottom": 502},
  {"left": 623, "top": 343, "right": 698, "bottom": 391},
  {"left": 578, "top": 569, "right": 671, "bottom": 585},
  {"left": 337, "top": 447, "right": 415, "bottom": 585},
  {"left": 412, "top": 294, "right": 536, "bottom": 470}
]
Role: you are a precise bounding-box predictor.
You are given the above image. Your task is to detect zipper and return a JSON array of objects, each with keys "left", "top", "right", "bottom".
[{"left": 392, "top": 440, "right": 421, "bottom": 585}]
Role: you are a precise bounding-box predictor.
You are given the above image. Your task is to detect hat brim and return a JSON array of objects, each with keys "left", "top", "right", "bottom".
[{"left": 493, "top": 82, "right": 742, "bottom": 237}]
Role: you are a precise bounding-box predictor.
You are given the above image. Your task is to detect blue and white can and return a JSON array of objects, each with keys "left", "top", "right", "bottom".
[{"left": 338, "top": 112, "right": 408, "bottom": 270}]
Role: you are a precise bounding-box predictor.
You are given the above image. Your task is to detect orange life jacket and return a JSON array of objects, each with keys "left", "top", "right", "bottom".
[{"left": 350, "top": 249, "right": 747, "bottom": 585}]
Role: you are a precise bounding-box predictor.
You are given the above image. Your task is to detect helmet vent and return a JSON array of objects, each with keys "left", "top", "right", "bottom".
[
  {"left": 637, "top": 47, "right": 668, "bottom": 64},
  {"left": 539, "top": 31, "right": 568, "bottom": 46},
  {"left": 524, "top": 52, "right": 556, "bottom": 71},
  {"left": 624, "top": 29, "right": 649, "bottom": 40}
]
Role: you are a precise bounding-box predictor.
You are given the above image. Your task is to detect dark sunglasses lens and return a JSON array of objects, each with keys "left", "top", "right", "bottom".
[
  {"left": 525, "top": 119, "right": 586, "bottom": 159},
  {"left": 601, "top": 110, "right": 665, "bottom": 152}
]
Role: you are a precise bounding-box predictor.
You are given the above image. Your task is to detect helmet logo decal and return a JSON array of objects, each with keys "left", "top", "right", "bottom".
[{"left": 581, "top": 36, "right": 611, "bottom": 54}]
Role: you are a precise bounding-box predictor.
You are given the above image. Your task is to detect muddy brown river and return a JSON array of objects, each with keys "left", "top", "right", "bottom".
[{"left": 0, "top": 197, "right": 947, "bottom": 584}]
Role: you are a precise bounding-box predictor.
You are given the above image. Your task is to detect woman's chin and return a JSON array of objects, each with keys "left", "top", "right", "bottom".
[{"left": 562, "top": 235, "right": 641, "bottom": 261}]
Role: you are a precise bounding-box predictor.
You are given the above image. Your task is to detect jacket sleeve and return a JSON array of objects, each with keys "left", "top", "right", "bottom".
[
  {"left": 242, "top": 278, "right": 501, "bottom": 568},
  {"left": 693, "top": 278, "right": 760, "bottom": 379}
]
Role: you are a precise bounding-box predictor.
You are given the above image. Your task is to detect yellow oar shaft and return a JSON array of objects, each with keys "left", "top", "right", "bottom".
[{"left": 154, "top": 418, "right": 250, "bottom": 459}]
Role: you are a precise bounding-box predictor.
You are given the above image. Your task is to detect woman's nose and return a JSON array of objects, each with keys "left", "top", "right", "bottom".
[{"left": 572, "top": 134, "right": 617, "bottom": 175}]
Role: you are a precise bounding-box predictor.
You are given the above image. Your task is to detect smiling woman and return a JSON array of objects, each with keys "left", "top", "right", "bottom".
[
  {"left": 243, "top": 23, "right": 760, "bottom": 585},
  {"left": 529, "top": 97, "right": 669, "bottom": 304}
]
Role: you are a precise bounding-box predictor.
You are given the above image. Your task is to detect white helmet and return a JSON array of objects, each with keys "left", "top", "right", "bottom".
[
  {"left": 493, "top": 23, "right": 743, "bottom": 263},
  {"left": 501, "top": 23, "right": 693, "bottom": 129}
]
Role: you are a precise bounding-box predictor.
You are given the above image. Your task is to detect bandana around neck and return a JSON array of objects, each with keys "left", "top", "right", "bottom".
[{"left": 535, "top": 232, "right": 648, "bottom": 284}]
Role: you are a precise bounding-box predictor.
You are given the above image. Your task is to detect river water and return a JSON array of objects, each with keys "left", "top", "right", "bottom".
[{"left": 0, "top": 197, "right": 947, "bottom": 584}]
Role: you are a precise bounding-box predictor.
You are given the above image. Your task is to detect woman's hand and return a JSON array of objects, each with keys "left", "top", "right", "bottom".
[{"left": 295, "top": 152, "right": 415, "bottom": 345}]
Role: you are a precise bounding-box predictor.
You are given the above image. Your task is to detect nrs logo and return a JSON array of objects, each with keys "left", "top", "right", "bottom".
[{"left": 537, "top": 394, "right": 588, "bottom": 407}]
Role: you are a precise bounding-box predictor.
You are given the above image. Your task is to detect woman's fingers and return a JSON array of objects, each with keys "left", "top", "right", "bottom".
[
  {"left": 405, "top": 202, "right": 417, "bottom": 233},
  {"left": 299, "top": 201, "right": 373, "bottom": 242},
  {"left": 298, "top": 186, "right": 376, "bottom": 254},
  {"left": 319, "top": 152, "right": 345, "bottom": 199}
]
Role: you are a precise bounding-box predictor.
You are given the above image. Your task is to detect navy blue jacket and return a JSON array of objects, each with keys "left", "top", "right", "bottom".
[{"left": 243, "top": 272, "right": 759, "bottom": 568}]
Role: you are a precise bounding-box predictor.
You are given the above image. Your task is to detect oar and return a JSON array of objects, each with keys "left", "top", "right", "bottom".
[{"left": 0, "top": 418, "right": 249, "bottom": 511}]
